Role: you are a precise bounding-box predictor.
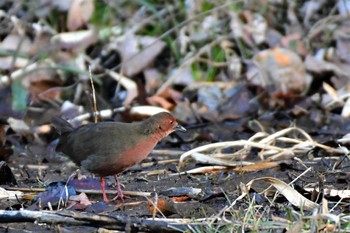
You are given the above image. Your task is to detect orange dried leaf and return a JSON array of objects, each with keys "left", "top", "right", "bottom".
[
  {"left": 171, "top": 196, "right": 190, "bottom": 202},
  {"left": 147, "top": 95, "right": 174, "bottom": 110},
  {"left": 148, "top": 198, "right": 177, "bottom": 216}
]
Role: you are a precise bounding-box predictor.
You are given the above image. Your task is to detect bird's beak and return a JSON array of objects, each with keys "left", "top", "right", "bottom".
[{"left": 175, "top": 124, "right": 186, "bottom": 132}]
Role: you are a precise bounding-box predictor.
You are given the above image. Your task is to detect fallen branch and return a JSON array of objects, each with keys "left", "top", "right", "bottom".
[{"left": 0, "top": 210, "right": 206, "bottom": 232}]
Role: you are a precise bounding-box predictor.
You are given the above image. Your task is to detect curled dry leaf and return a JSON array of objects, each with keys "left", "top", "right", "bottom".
[
  {"left": 148, "top": 196, "right": 178, "bottom": 217},
  {"left": 0, "top": 33, "right": 33, "bottom": 70},
  {"left": 0, "top": 34, "right": 33, "bottom": 54},
  {"left": 179, "top": 126, "right": 344, "bottom": 169},
  {"left": 108, "top": 71, "right": 138, "bottom": 106},
  {"left": 304, "top": 54, "right": 350, "bottom": 80},
  {"left": 304, "top": 187, "right": 350, "bottom": 199},
  {"left": 156, "top": 87, "right": 183, "bottom": 104},
  {"left": 167, "top": 65, "right": 195, "bottom": 86},
  {"left": 117, "top": 33, "right": 166, "bottom": 76},
  {"left": 248, "top": 13, "right": 267, "bottom": 45},
  {"left": 0, "top": 57, "right": 28, "bottom": 70},
  {"left": 68, "top": 192, "right": 92, "bottom": 210},
  {"left": 67, "top": 0, "right": 94, "bottom": 31},
  {"left": 147, "top": 95, "right": 174, "bottom": 110},
  {"left": 147, "top": 86, "right": 183, "bottom": 110},
  {"left": 51, "top": 28, "right": 97, "bottom": 51},
  {"left": 172, "top": 101, "right": 198, "bottom": 124},
  {"left": 246, "top": 177, "right": 319, "bottom": 211},
  {"left": 143, "top": 68, "right": 162, "bottom": 94},
  {"left": 230, "top": 11, "right": 267, "bottom": 46},
  {"left": 0, "top": 61, "right": 63, "bottom": 104},
  {"left": 174, "top": 81, "right": 257, "bottom": 122}
]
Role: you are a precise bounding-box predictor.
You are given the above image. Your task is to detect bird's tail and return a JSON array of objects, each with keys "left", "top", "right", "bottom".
[{"left": 51, "top": 117, "right": 74, "bottom": 135}]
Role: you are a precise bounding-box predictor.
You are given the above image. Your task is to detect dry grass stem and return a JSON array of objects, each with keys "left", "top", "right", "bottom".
[
  {"left": 88, "top": 66, "right": 98, "bottom": 123},
  {"left": 179, "top": 126, "right": 345, "bottom": 168}
]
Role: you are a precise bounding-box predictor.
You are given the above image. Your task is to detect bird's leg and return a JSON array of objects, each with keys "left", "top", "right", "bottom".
[
  {"left": 99, "top": 177, "right": 110, "bottom": 202},
  {"left": 112, "top": 175, "right": 129, "bottom": 200}
]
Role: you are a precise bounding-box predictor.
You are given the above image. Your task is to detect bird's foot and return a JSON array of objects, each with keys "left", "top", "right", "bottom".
[
  {"left": 111, "top": 175, "right": 130, "bottom": 200},
  {"left": 111, "top": 191, "right": 130, "bottom": 201}
]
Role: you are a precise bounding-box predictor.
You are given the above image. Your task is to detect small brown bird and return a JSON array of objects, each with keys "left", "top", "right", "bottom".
[{"left": 52, "top": 112, "right": 186, "bottom": 202}]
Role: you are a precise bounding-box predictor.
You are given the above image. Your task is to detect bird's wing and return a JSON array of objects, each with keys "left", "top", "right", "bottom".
[{"left": 56, "top": 122, "right": 140, "bottom": 166}]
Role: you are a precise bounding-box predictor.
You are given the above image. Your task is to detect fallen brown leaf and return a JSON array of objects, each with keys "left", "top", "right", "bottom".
[{"left": 67, "top": 0, "right": 94, "bottom": 31}]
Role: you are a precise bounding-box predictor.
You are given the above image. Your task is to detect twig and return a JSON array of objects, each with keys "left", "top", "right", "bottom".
[
  {"left": 0, "top": 210, "right": 203, "bottom": 232},
  {"left": 89, "top": 66, "right": 98, "bottom": 123},
  {"left": 70, "top": 105, "right": 168, "bottom": 123},
  {"left": 4, "top": 187, "right": 151, "bottom": 198},
  {"left": 0, "top": 62, "right": 38, "bottom": 87}
]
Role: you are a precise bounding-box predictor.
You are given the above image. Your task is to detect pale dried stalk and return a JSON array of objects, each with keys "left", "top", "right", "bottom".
[
  {"left": 179, "top": 126, "right": 345, "bottom": 168},
  {"left": 89, "top": 66, "right": 98, "bottom": 123},
  {"left": 179, "top": 140, "right": 284, "bottom": 167}
]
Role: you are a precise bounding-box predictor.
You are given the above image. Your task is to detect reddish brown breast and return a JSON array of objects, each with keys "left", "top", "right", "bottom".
[{"left": 81, "top": 136, "right": 158, "bottom": 177}]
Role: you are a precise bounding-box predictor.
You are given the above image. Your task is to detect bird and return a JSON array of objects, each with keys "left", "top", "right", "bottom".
[{"left": 51, "top": 112, "right": 186, "bottom": 202}]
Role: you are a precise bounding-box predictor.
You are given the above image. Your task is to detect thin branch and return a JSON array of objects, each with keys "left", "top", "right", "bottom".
[{"left": 89, "top": 66, "right": 98, "bottom": 123}]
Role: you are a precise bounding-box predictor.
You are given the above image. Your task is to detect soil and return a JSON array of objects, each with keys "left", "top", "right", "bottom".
[{"left": 1, "top": 117, "right": 350, "bottom": 232}]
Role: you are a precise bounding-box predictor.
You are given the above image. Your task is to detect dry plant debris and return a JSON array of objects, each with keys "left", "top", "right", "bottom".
[{"left": 1, "top": 0, "right": 350, "bottom": 232}]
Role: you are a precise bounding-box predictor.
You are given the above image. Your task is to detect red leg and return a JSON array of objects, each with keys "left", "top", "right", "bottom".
[
  {"left": 111, "top": 175, "right": 129, "bottom": 200},
  {"left": 99, "top": 177, "right": 109, "bottom": 202}
]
